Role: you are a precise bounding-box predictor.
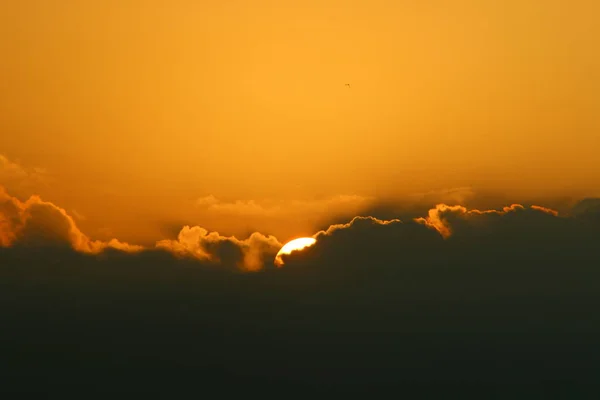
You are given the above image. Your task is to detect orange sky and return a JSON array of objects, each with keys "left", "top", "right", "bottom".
[{"left": 1, "top": 0, "right": 599, "bottom": 245}]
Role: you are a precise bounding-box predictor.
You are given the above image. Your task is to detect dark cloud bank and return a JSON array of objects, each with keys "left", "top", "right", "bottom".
[{"left": 2, "top": 191, "right": 600, "bottom": 396}]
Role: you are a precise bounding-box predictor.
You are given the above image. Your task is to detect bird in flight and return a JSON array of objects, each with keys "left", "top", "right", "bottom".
[{"left": 345, "top": 83, "right": 351, "bottom": 88}]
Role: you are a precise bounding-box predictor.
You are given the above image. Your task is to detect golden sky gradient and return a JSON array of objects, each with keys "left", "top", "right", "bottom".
[{"left": 1, "top": 0, "right": 599, "bottom": 244}]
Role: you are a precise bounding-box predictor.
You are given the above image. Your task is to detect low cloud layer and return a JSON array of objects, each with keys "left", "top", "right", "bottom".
[
  {"left": 0, "top": 186, "right": 141, "bottom": 253},
  {"left": 3, "top": 185, "right": 600, "bottom": 392},
  {"left": 0, "top": 185, "right": 281, "bottom": 271},
  {"left": 3, "top": 184, "right": 600, "bottom": 272},
  {"left": 156, "top": 226, "right": 281, "bottom": 271}
]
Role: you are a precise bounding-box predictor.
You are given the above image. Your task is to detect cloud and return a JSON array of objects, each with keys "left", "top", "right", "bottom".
[
  {"left": 156, "top": 226, "right": 282, "bottom": 271},
  {"left": 313, "top": 187, "right": 519, "bottom": 235},
  {"left": 569, "top": 198, "right": 600, "bottom": 231},
  {"left": 530, "top": 205, "right": 559, "bottom": 216},
  {"left": 2, "top": 196, "right": 600, "bottom": 392},
  {"left": 0, "top": 186, "right": 282, "bottom": 271},
  {"left": 71, "top": 209, "right": 86, "bottom": 221},
  {"left": 0, "top": 154, "right": 49, "bottom": 198},
  {"left": 281, "top": 202, "right": 591, "bottom": 273},
  {"left": 406, "top": 186, "right": 477, "bottom": 206},
  {"left": 0, "top": 186, "right": 142, "bottom": 253},
  {"left": 275, "top": 214, "right": 445, "bottom": 269},
  {"left": 314, "top": 215, "right": 404, "bottom": 237},
  {"left": 571, "top": 197, "right": 600, "bottom": 218},
  {"left": 2, "top": 183, "right": 594, "bottom": 275},
  {"left": 195, "top": 194, "right": 373, "bottom": 218},
  {"left": 416, "top": 203, "right": 561, "bottom": 238}
]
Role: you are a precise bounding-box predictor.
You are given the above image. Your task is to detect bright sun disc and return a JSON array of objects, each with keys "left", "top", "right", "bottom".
[{"left": 275, "top": 237, "right": 316, "bottom": 266}]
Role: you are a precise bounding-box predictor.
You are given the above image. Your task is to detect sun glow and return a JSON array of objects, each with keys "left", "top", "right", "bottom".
[{"left": 275, "top": 237, "right": 317, "bottom": 267}]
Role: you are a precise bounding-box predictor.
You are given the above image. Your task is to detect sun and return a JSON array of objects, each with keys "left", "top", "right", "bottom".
[{"left": 275, "top": 237, "right": 317, "bottom": 267}]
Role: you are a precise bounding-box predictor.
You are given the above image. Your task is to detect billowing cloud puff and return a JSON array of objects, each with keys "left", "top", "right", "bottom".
[
  {"left": 1, "top": 185, "right": 282, "bottom": 271},
  {"left": 416, "top": 203, "right": 561, "bottom": 238},
  {"left": 156, "top": 226, "right": 281, "bottom": 271},
  {"left": 0, "top": 186, "right": 142, "bottom": 253}
]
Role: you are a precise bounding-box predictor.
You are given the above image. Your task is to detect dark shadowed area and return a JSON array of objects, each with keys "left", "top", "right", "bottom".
[{"left": 2, "top": 199, "right": 600, "bottom": 396}]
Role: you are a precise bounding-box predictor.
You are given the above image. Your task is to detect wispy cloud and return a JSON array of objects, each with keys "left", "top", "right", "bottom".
[
  {"left": 0, "top": 154, "right": 50, "bottom": 199},
  {"left": 195, "top": 194, "right": 373, "bottom": 217}
]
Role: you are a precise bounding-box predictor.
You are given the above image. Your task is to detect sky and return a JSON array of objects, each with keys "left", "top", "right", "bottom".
[
  {"left": 2, "top": 2, "right": 600, "bottom": 393},
  {"left": 1, "top": 0, "right": 599, "bottom": 246}
]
